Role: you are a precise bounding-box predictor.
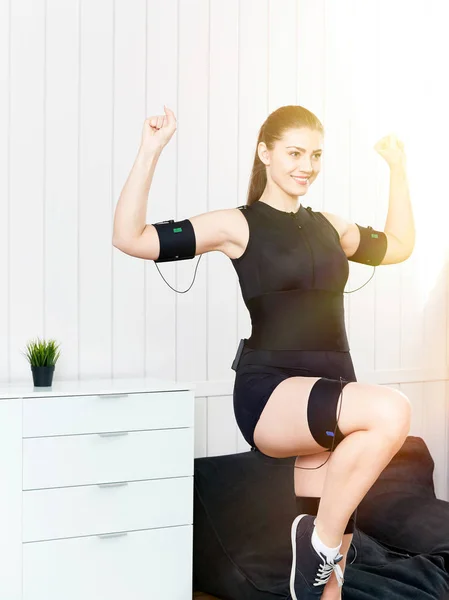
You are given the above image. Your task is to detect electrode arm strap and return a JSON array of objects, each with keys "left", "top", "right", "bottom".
[
  {"left": 152, "top": 218, "right": 196, "bottom": 263},
  {"left": 348, "top": 224, "right": 388, "bottom": 266}
]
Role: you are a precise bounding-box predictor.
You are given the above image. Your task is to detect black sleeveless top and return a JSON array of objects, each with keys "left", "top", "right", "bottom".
[{"left": 230, "top": 201, "right": 350, "bottom": 352}]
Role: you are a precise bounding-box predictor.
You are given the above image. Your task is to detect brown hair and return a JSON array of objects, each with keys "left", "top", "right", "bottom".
[{"left": 246, "top": 105, "right": 324, "bottom": 206}]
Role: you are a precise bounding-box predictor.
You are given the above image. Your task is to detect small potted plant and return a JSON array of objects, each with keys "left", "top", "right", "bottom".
[{"left": 22, "top": 337, "right": 61, "bottom": 387}]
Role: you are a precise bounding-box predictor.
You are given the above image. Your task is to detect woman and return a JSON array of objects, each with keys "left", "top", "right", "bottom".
[{"left": 113, "top": 104, "right": 414, "bottom": 599}]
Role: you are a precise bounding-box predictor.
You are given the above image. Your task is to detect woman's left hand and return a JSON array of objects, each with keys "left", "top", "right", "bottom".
[{"left": 374, "top": 133, "right": 406, "bottom": 169}]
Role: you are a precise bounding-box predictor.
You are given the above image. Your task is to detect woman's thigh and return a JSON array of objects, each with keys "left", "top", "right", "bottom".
[
  {"left": 253, "top": 377, "right": 410, "bottom": 459},
  {"left": 253, "top": 376, "right": 322, "bottom": 457}
]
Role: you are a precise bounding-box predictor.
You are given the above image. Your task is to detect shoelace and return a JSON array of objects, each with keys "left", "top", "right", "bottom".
[{"left": 313, "top": 553, "right": 344, "bottom": 588}]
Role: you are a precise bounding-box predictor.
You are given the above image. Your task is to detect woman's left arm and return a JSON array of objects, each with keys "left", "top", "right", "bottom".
[
  {"left": 379, "top": 161, "right": 415, "bottom": 263},
  {"left": 323, "top": 134, "right": 415, "bottom": 265}
]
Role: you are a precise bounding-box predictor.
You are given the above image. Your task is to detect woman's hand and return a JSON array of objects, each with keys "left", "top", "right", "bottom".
[
  {"left": 140, "top": 105, "right": 177, "bottom": 155},
  {"left": 374, "top": 133, "right": 406, "bottom": 169}
]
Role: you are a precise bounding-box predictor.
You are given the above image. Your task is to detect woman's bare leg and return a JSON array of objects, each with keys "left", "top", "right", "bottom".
[
  {"left": 313, "top": 383, "right": 410, "bottom": 548},
  {"left": 294, "top": 452, "right": 352, "bottom": 600},
  {"left": 254, "top": 377, "right": 411, "bottom": 594}
]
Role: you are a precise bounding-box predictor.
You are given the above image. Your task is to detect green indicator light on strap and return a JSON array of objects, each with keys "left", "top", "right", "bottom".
[
  {"left": 371, "top": 233, "right": 379, "bottom": 238},
  {"left": 173, "top": 227, "right": 183, "bottom": 233}
]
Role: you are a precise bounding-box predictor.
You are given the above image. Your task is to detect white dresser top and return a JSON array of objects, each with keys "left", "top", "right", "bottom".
[{"left": 0, "top": 377, "right": 196, "bottom": 400}]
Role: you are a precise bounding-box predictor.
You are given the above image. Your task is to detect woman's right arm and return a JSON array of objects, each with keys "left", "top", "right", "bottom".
[
  {"left": 112, "top": 106, "right": 234, "bottom": 261},
  {"left": 114, "top": 203, "right": 234, "bottom": 261},
  {"left": 112, "top": 147, "right": 162, "bottom": 254}
]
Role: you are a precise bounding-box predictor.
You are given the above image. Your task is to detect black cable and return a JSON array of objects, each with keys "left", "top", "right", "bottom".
[
  {"left": 153, "top": 254, "right": 202, "bottom": 293},
  {"left": 344, "top": 266, "right": 376, "bottom": 294}
]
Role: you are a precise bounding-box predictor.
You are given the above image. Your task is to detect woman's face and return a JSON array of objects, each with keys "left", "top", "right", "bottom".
[{"left": 259, "top": 127, "right": 323, "bottom": 197}]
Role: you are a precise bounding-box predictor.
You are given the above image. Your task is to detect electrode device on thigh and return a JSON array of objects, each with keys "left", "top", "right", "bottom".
[
  {"left": 279, "top": 376, "right": 347, "bottom": 471},
  {"left": 150, "top": 214, "right": 387, "bottom": 294},
  {"left": 232, "top": 340, "right": 348, "bottom": 471}
]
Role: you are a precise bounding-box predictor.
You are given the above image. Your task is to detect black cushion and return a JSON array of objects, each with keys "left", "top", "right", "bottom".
[{"left": 193, "top": 436, "right": 449, "bottom": 599}]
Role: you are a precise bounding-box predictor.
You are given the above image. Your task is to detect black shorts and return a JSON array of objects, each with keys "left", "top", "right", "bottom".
[{"left": 233, "top": 344, "right": 357, "bottom": 450}]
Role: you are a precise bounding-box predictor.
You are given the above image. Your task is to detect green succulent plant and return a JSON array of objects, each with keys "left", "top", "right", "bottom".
[{"left": 22, "top": 337, "right": 61, "bottom": 367}]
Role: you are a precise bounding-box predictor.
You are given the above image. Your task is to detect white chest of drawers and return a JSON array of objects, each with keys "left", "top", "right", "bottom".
[{"left": 0, "top": 377, "right": 195, "bottom": 600}]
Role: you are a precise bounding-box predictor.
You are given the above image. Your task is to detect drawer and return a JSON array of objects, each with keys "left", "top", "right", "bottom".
[
  {"left": 23, "top": 476, "right": 193, "bottom": 542},
  {"left": 23, "top": 428, "right": 193, "bottom": 490},
  {"left": 23, "top": 525, "right": 192, "bottom": 600},
  {"left": 23, "top": 390, "right": 194, "bottom": 437}
]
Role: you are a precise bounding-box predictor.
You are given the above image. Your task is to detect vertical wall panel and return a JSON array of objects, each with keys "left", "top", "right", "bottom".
[
  {"left": 207, "top": 395, "right": 238, "bottom": 456},
  {"left": 112, "top": 0, "right": 147, "bottom": 377},
  {"left": 422, "top": 381, "right": 447, "bottom": 500},
  {"left": 404, "top": 0, "right": 448, "bottom": 374},
  {"left": 446, "top": 382, "right": 449, "bottom": 500},
  {"left": 268, "top": 0, "right": 297, "bottom": 112},
  {"left": 45, "top": 0, "right": 79, "bottom": 379},
  {"left": 194, "top": 396, "right": 207, "bottom": 458},
  {"left": 9, "top": 0, "right": 45, "bottom": 379},
  {"left": 400, "top": 382, "right": 424, "bottom": 439},
  {"left": 0, "top": 0, "right": 10, "bottom": 381},
  {"left": 78, "top": 0, "right": 114, "bottom": 378}
]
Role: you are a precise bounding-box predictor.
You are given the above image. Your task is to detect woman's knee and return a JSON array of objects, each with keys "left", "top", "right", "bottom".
[
  {"left": 372, "top": 386, "right": 411, "bottom": 441},
  {"left": 340, "top": 383, "right": 411, "bottom": 442}
]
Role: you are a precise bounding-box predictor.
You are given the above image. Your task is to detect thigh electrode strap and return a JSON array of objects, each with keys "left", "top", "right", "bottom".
[
  {"left": 307, "top": 377, "right": 349, "bottom": 450},
  {"left": 348, "top": 224, "right": 387, "bottom": 266},
  {"left": 152, "top": 218, "right": 196, "bottom": 263}
]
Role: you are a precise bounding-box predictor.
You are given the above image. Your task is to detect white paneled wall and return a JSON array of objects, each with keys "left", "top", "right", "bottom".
[{"left": 1, "top": 0, "right": 449, "bottom": 501}]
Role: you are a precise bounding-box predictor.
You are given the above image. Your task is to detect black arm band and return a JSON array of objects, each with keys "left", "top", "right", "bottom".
[
  {"left": 152, "top": 218, "right": 196, "bottom": 263},
  {"left": 348, "top": 224, "right": 387, "bottom": 266}
]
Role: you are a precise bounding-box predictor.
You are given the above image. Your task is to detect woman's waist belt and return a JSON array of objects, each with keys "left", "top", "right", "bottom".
[{"left": 246, "top": 289, "right": 349, "bottom": 351}]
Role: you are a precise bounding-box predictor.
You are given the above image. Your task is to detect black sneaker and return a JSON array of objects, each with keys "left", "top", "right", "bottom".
[{"left": 290, "top": 514, "right": 344, "bottom": 599}]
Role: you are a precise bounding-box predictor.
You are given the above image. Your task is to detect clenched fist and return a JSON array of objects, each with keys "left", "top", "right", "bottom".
[
  {"left": 374, "top": 133, "right": 406, "bottom": 169},
  {"left": 140, "top": 105, "right": 177, "bottom": 154}
]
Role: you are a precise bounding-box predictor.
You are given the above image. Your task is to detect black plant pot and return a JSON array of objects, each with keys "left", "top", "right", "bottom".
[{"left": 31, "top": 365, "right": 55, "bottom": 387}]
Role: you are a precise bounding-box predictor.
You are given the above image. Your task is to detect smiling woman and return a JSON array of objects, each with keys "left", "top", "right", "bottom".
[{"left": 113, "top": 102, "right": 414, "bottom": 600}]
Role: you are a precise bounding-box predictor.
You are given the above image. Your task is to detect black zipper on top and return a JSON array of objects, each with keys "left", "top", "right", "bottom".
[
  {"left": 289, "top": 211, "right": 302, "bottom": 228},
  {"left": 290, "top": 211, "right": 316, "bottom": 287}
]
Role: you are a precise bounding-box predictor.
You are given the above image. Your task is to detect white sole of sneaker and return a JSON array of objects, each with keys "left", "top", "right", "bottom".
[{"left": 289, "top": 513, "right": 309, "bottom": 600}]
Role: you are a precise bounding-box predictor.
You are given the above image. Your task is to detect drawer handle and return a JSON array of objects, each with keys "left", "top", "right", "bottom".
[
  {"left": 97, "top": 482, "right": 129, "bottom": 489},
  {"left": 98, "top": 394, "right": 129, "bottom": 399},
  {"left": 98, "top": 431, "right": 129, "bottom": 438},
  {"left": 97, "top": 532, "right": 129, "bottom": 539}
]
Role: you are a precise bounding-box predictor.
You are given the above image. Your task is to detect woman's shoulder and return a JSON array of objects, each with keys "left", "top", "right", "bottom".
[
  {"left": 315, "top": 210, "right": 345, "bottom": 239},
  {"left": 218, "top": 205, "right": 253, "bottom": 261}
]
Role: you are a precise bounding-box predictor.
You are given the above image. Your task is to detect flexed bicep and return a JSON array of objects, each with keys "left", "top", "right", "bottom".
[
  {"left": 321, "top": 212, "right": 388, "bottom": 266},
  {"left": 113, "top": 209, "right": 232, "bottom": 261}
]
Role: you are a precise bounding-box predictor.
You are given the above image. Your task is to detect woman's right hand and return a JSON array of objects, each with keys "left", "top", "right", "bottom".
[{"left": 140, "top": 105, "right": 177, "bottom": 155}]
